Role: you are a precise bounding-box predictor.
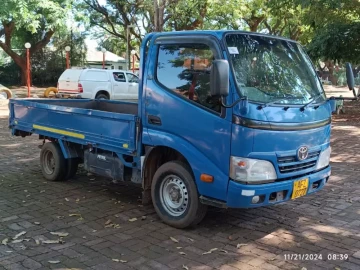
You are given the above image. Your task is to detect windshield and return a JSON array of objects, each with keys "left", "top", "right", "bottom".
[{"left": 225, "top": 34, "right": 325, "bottom": 105}]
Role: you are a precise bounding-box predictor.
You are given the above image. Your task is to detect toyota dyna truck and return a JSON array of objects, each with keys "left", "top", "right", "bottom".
[{"left": 9, "top": 31, "right": 333, "bottom": 228}]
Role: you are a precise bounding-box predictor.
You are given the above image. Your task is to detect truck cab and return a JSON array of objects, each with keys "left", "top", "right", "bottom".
[
  {"left": 9, "top": 30, "right": 332, "bottom": 228},
  {"left": 140, "top": 31, "right": 331, "bottom": 224}
]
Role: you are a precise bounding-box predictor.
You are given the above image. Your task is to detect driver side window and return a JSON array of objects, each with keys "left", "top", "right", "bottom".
[
  {"left": 126, "top": 73, "right": 139, "bottom": 83},
  {"left": 156, "top": 43, "right": 220, "bottom": 113}
]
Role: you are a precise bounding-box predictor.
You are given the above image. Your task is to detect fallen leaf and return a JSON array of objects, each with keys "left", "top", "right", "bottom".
[
  {"left": 42, "top": 240, "right": 61, "bottom": 244},
  {"left": 65, "top": 198, "right": 70, "bottom": 201},
  {"left": 13, "top": 231, "right": 26, "bottom": 240},
  {"left": 12, "top": 239, "right": 25, "bottom": 244},
  {"left": 48, "top": 260, "right": 60, "bottom": 264},
  {"left": 50, "top": 232, "right": 69, "bottom": 237},
  {"left": 141, "top": 216, "right": 147, "bottom": 220},
  {"left": 188, "top": 238, "right": 194, "bottom": 242},
  {"left": 35, "top": 239, "right": 40, "bottom": 245},
  {"left": 112, "top": 259, "right": 120, "bottom": 262},
  {"left": 202, "top": 248, "right": 218, "bottom": 255},
  {"left": 182, "top": 265, "right": 189, "bottom": 270},
  {"left": 170, "top": 237, "right": 179, "bottom": 243},
  {"left": 236, "top": 243, "right": 247, "bottom": 249},
  {"left": 179, "top": 252, "right": 186, "bottom": 255},
  {"left": 34, "top": 222, "right": 40, "bottom": 225},
  {"left": 69, "top": 214, "right": 83, "bottom": 220},
  {"left": 2, "top": 238, "right": 9, "bottom": 245},
  {"left": 76, "top": 198, "right": 80, "bottom": 202},
  {"left": 128, "top": 218, "right": 137, "bottom": 222},
  {"left": 105, "top": 219, "right": 112, "bottom": 225}
]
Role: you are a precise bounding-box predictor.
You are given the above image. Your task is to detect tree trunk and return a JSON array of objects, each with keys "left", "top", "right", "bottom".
[{"left": 324, "top": 60, "right": 337, "bottom": 85}]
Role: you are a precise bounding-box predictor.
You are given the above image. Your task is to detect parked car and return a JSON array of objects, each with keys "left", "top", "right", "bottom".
[{"left": 57, "top": 68, "right": 139, "bottom": 100}]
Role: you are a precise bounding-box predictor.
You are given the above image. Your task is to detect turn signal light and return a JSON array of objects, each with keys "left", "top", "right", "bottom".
[{"left": 200, "top": 174, "right": 213, "bottom": 183}]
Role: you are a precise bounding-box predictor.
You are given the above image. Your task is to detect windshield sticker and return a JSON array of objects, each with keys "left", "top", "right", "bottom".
[{"left": 228, "top": 47, "right": 239, "bottom": 54}]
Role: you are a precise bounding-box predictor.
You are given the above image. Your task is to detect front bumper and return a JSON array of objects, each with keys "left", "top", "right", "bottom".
[{"left": 226, "top": 166, "right": 331, "bottom": 208}]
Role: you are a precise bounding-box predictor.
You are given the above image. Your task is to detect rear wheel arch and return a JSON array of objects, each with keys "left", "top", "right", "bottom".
[{"left": 95, "top": 90, "right": 110, "bottom": 99}]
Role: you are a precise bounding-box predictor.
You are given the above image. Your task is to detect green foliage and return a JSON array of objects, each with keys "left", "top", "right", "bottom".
[
  {"left": 307, "top": 22, "right": 360, "bottom": 64},
  {"left": 0, "top": 0, "right": 70, "bottom": 33}
]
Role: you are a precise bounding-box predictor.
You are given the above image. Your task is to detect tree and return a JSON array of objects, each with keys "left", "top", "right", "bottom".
[
  {"left": 0, "top": 0, "right": 70, "bottom": 85},
  {"left": 308, "top": 22, "right": 360, "bottom": 64}
]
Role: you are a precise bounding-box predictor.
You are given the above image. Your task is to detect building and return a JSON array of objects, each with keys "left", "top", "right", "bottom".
[{"left": 85, "top": 48, "right": 127, "bottom": 70}]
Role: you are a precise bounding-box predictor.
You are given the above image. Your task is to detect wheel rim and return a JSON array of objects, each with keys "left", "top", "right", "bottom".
[
  {"left": 159, "top": 175, "right": 189, "bottom": 216},
  {"left": 43, "top": 150, "right": 55, "bottom": 175}
]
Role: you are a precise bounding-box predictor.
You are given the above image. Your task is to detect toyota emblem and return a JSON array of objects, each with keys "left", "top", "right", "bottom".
[{"left": 297, "top": 146, "right": 309, "bottom": 161}]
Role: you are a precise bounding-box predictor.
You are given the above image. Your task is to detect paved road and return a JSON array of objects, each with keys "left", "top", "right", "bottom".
[{"left": 1, "top": 102, "right": 360, "bottom": 270}]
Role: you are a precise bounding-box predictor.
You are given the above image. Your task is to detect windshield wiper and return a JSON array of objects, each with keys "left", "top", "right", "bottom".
[
  {"left": 257, "top": 96, "right": 303, "bottom": 110},
  {"left": 300, "top": 93, "right": 325, "bottom": 111}
]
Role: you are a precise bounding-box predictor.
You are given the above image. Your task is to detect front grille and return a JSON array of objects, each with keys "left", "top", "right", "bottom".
[{"left": 277, "top": 151, "right": 320, "bottom": 173}]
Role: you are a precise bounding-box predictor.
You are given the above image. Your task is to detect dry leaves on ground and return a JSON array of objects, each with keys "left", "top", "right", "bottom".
[
  {"left": 236, "top": 243, "right": 247, "bottom": 248},
  {"left": 50, "top": 232, "right": 69, "bottom": 237},
  {"left": 170, "top": 237, "right": 179, "bottom": 243},
  {"left": 202, "top": 248, "right": 218, "bottom": 255},
  {"left": 48, "top": 260, "right": 60, "bottom": 264},
  {"left": 13, "top": 231, "right": 26, "bottom": 240}
]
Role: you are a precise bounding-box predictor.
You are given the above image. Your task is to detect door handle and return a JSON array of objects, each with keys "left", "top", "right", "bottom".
[{"left": 148, "top": 115, "right": 162, "bottom": 126}]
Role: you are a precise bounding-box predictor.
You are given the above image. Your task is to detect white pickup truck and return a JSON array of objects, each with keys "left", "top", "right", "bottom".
[{"left": 57, "top": 68, "right": 139, "bottom": 100}]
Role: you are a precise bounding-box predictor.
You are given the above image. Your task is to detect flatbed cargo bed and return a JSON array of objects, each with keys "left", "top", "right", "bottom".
[{"left": 9, "top": 99, "right": 139, "bottom": 155}]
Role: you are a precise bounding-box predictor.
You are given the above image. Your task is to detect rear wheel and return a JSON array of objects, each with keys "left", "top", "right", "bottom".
[
  {"left": 40, "top": 142, "right": 67, "bottom": 181},
  {"left": 64, "top": 158, "right": 79, "bottom": 180},
  {"left": 95, "top": 93, "right": 109, "bottom": 100},
  {"left": 151, "top": 161, "right": 207, "bottom": 228}
]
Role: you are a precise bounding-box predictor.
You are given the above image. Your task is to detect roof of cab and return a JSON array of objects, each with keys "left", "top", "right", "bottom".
[{"left": 147, "top": 30, "right": 296, "bottom": 43}]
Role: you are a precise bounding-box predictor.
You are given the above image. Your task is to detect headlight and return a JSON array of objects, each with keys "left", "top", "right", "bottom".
[
  {"left": 316, "top": 147, "right": 331, "bottom": 170},
  {"left": 230, "top": 156, "right": 277, "bottom": 183}
]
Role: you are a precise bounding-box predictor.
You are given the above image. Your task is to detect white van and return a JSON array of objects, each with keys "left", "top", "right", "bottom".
[{"left": 57, "top": 69, "right": 139, "bottom": 100}]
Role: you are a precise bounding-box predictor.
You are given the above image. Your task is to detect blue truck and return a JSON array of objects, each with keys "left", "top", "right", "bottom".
[{"left": 9, "top": 31, "right": 336, "bottom": 228}]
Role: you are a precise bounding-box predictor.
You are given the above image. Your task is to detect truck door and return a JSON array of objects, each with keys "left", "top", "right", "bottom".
[
  {"left": 143, "top": 36, "right": 232, "bottom": 200},
  {"left": 112, "top": 72, "right": 128, "bottom": 100},
  {"left": 126, "top": 73, "right": 139, "bottom": 100}
]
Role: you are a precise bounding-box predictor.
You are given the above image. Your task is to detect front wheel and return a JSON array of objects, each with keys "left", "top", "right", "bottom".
[{"left": 151, "top": 161, "right": 207, "bottom": 228}]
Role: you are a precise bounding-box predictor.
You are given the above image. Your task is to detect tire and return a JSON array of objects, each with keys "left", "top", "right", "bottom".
[
  {"left": 40, "top": 142, "right": 67, "bottom": 181},
  {"left": 64, "top": 158, "right": 79, "bottom": 180},
  {"left": 95, "top": 93, "right": 109, "bottom": 100},
  {"left": 151, "top": 161, "right": 208, "bottom": 228}
]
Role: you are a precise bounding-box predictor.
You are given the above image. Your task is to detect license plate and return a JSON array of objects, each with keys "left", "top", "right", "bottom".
[{"left": 291, "top": 178, "right": 309, "bottom": 199}]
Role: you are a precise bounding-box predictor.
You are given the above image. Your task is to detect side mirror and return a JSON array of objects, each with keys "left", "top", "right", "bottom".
[
  {"left": 346, "top": 62, "right": 355, "bottom": 90},
  {"left": 210, "top": 60, "right": 229, "bottom": 97}
]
